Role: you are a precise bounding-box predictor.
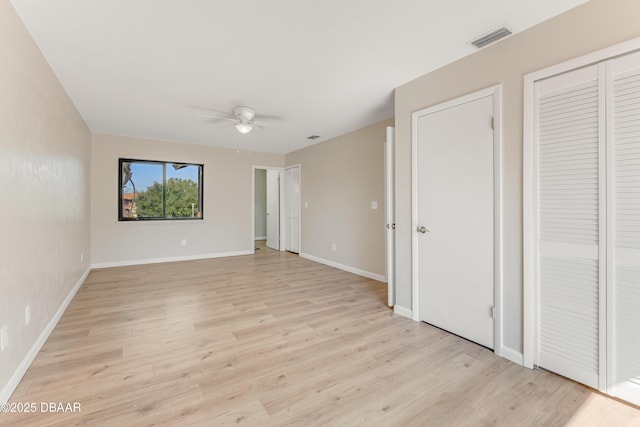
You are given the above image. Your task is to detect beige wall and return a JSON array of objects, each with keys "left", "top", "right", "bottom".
[
  {"left": 394, "top": 0, "right": 640, "bottom": 354},
  {"left": 286, "top": 118, "right": 393, "bottom": 278},
  {"left": 91, "top": 134, "right": 283, "bottom": 265},
  {"left": 0, "top": 1, "right": 91, "bottom": 400}
]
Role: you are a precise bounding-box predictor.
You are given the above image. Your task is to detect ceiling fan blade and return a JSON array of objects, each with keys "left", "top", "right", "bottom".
[
  {"left": 196, "top": 113, "right": 237, "bottom": 123},
  {"left": 209, "top": 122, "right": 236, "bottom": 130},
  {"left": 253, "top": 120, "right": 271, "bottom": 128},
  {"left": 255, "top": 113, "right": 284, "bottom": 121},
  {"left": 187, "top": 104, "right": 231, "bottom": 115}
]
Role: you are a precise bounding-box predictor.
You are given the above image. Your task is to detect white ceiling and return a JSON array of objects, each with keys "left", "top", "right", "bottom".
[{"left": 11, "top": 0, "right": 587, "bottom": 154}]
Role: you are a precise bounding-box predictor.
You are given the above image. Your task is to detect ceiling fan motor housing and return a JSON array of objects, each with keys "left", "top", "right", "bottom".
[{"left": 233, "top": 106, "right": 256, "bottom": 123}]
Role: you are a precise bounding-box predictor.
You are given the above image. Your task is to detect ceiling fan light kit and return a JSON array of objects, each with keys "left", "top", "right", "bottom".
[
  {"left": 235, "top": 123, "right": 253, "bottom": 134},
  {"left": 233, "top": 106, "right": 255, "bottom": 134}
]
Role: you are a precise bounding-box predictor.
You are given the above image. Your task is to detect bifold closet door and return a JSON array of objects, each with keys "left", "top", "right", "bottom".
[
  {"left": 535, "top": 64, "right": 603, "bottom": 389},
  {"left": 609, "top": 51, "right": 640, "bottom": 406},
  {"left": 531, "top": 45, "right": 640, "bottom": 406}
]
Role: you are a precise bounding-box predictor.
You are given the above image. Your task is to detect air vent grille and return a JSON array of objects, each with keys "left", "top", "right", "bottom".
[{"left": 471, "top": 27, "right": 512, "bottom": 49}]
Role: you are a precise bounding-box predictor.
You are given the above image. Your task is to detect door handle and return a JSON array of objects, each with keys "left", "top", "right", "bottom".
[{"left": 417, "top": 226, "right": 429, "bottom": 234}]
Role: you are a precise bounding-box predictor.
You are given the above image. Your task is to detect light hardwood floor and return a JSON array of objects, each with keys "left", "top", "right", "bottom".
[{"left": 2, "top": 242, "right": 639, "bottom": 426}]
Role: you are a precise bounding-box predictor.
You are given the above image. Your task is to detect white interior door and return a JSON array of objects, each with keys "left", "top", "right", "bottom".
[
  {"left": 415, "top": 93, "right": 495, "bottom": 349},
  {"left": 608, "top": 50, "right": 640, "bottom": 405},
  {"left": 385, "top": 127, "right": 395, "bottom": 307},
  {"left": 285, "top": 166, "right": 300, "bottom": 253},
  {"left": 266, "top": 169, "right": 280, "bottom": 250}
]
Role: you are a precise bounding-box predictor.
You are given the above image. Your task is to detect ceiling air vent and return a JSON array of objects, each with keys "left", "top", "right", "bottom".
[
  {"left": 471, "top": 27, "right": 512, "bottom": 49},
  {"left": 307, "top": 135, "right": 320, "bottom": 140}
]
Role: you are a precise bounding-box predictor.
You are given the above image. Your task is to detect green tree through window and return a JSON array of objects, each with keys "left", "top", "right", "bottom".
[{"left": 119, "top": 159, "right": 203, "bottom": 221}]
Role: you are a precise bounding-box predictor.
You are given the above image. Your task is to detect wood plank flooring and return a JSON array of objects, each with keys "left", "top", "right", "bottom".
[{"left": 2, "top": 242, "right": 639, "bottom": 426}]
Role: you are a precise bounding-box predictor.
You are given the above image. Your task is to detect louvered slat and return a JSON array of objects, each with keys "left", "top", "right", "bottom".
[
  {"left": 614, "top": 72, "right": 640, "bottom": 248},
  {"left": 539, "top": 256, "right": 600, "bottom": 387},
  {"left": 538, "top": 76, "right": 599, "bottom": 245},
  {"left": 613, "top": 266, "right": 640, "bottom": 397}
]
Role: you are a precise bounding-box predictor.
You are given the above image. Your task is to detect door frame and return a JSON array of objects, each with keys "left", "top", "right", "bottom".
[
  {"left": 385, "top": 127, "right": 396, "bottom": 307},
  {"left": 284, "top": 164, "right": 302, "bottom": 254},
  {"left": 411, "top": 84, "right": 503, "bottom": 355},
  {"left": 252, "top": 165, "right": 285, "bottom": 252}
]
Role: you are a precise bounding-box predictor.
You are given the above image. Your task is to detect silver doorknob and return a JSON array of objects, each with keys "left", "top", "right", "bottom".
[{"left": 417, "top": 226, "right": 429, "bottom": 234}]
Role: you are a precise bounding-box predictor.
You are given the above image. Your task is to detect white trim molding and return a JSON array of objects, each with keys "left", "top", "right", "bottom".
[
  {"left": 299, "top": 252, "right": 386, "bottom": 283},
  {"left": 393, "top": 305, "right": 413, "bottom": 319},
  {"left": 0, "top": 266, "right": 91, "bottom": 404},
  {"left": 92, "top": 250, "right": 253, "bottom": 269},
  {"left": 411, "top": 84, "right": 504, "bottom": 354},
  {"left": 500, "top": 346, "right": 524, "bottom": 366}
]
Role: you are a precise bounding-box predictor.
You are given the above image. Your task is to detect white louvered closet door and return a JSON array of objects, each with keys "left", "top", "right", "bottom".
[
  {"left": 608, "top": 51, "right": 640, "bottom": 406},
  {"left": 535, "top": 64, "right": 604, "bottom": 390}
]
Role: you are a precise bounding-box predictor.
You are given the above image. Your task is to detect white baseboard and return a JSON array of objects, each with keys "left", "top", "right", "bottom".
[
  {"left": 92, "top": 250, "right": 254, "bottom": 269},
  {"left": 299, "top": 252, "right": 386, "bottom": 283},
  {"left": 499, "top": 345, "right": 524, "bottom": 366},
  {"left": 254, "top": 236, "right": 266, "bottom": 241},
  {"left": 0, "top": 266, "right": 91, "bottom": 405},
  {"left": 393, "top": 305, "right": 413, "bottom": 319}
]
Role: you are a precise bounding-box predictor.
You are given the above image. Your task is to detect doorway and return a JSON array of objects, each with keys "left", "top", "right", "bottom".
[
  {"left": 253, "top": 166, "right": 284, "bottom": 252},
  {"left": 254, "top": 169, "right": 267, "bottom": 241},
  {"left": 411, "top": 86, "right": 502, "bottom": 351}
]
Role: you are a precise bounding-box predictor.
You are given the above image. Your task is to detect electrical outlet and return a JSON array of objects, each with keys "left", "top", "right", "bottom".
[
  {"left": 371, "top": 201, "right": 378, "bottom": 210},
  {"left": 80, "top": 252, "right": 84, "bottom": 263},
  {"left": 181, "top": 239, "right": 187, "bottom": 247},
  {"left": 332, "top": 243, "right": 336, "bottom": 252},
  {"left": 304, "top": 202, "right": 308, "bottom": 209},
  {"left": 0, "top": 326, "right": 8, "bottom": 352},
  {"left": 25, "top": 305, "right": 31, "bottom": 325}
]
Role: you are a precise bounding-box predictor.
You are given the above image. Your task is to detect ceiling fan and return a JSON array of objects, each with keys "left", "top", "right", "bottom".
[{"left": 196, "top": 106, "right": 271, "bottom": 134}]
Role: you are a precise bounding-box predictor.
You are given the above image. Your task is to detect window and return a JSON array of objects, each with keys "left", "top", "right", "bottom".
[{"left": 119, "top": 158, "right": 203, "bottom": 221}]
